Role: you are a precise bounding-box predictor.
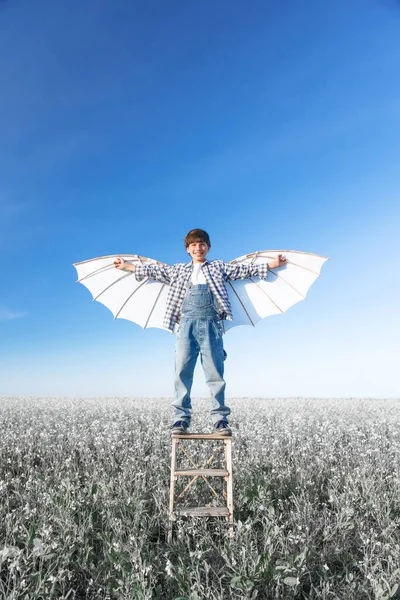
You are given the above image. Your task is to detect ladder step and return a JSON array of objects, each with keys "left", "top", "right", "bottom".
[
  {"left": 175, "top": 469, "right": 228, "bottom": 477},
  {"left": 176, "top": 506, "right": 229, "bottom": 517}
]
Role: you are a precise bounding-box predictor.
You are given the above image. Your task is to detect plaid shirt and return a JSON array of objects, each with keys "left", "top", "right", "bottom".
[{"left": 135, "top": 259, "right": 269, "bottom": 333}]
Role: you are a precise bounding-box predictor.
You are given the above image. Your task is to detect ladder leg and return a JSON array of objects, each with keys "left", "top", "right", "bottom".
[
  {"left": 168, "top": 434, "right": 234, "bottom": 539},
  {"left": 225, "top": 439, "right": 234, "bottom": 539},
  {"left": 168, "top": 437, "right": 177, "bottom": 543}
]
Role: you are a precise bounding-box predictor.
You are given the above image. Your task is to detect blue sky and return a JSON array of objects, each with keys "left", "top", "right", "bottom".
[{"left": 1, "top": 0, "right": 399, "bottom": 398}]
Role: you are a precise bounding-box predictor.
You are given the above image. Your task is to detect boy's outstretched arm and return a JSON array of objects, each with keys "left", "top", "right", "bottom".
[
  {"left": 114, "top": 257, "right": 173, "bottom": 284},
  {"left": 223, "top": 254, "right": 287, "bottom": 281}
]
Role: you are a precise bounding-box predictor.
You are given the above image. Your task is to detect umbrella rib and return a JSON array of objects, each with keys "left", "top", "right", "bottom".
[
  {"left": 77, "top": 261, "right": 116, "bottom": 283},
  {"left": 93, "top": 271, "right": 134, "bottom": 301},
  {"left": 265, "top": 270, "right": 307, "bottom": 299},
  {"left": 77, "top": 258, "right": 168, "bottom": 283},
  {"left": 73, "top": 254, "right": 169, "bottom": 267},
  {"left": 77, "top": 259, "right": 143, "bottom": 283},
  {"left": 255, "top": 249, "right": 329, "bottom": 259},
  {"left": 144, "top": 284, "right": 165, "bottom": 328},
  {"left": 282, "top": 260, "right": 322, "bottom": 276},
  {"left": 231, "top": 253, "right": 275, "bottom": 265},
  {"left": 73, "top": 254, "right": 137, "bottom": 267},
  {"left": 230, "top": 250, "right": 329, "bottom": 269},
  {"left": 227, "top": 281, "right": 255, "bottom": 327},
  {"left": 232, "top": 253, "right": 322, "bottom": 276},
  {"left": 114, "top": 277, "right": 150, "bottom": 319},
  {"left": 248, "top": 278, "right": 284, "bottom": 314},
  {"left": 250, "top": 251, "right": 259, "bottom": 265}
]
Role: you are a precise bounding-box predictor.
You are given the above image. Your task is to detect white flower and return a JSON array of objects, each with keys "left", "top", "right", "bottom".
[{"left": 165, "top": 560, "right": 174, "bottom": 577}]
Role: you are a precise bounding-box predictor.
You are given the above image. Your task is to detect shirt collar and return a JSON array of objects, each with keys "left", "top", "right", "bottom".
[{"left": 185, "top": 259, "right": 209, "bottom": 269}]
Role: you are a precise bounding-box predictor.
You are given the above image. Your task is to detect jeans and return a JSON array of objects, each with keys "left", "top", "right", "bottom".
[{"left": 172, "top": 283, "right": 230, "bottom": 426}]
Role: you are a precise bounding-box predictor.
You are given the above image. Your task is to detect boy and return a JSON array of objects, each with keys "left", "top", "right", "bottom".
[{"left": 114, "top": 229, "right": 286, "bottom": 435}]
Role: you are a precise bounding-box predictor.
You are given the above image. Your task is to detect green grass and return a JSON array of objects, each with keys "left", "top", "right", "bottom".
[{"left": 1, "top": 397, "right": 400, "bottom": 599}]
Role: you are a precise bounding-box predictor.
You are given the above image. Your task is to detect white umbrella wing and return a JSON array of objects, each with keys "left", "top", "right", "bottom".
[
  {"left": 73, "top": 250, "right": 328, "bottom": 333},
  {"left": 117, "top": 279, "right": 167, "bottom": 328},
  {"left": 78, "top": 266, "right": 133, "bottom": 303},
  {"left": 224, "top": 279, "right": 282, "bottom": 332},
  {"left": 144, "top": 284, "right": 170, "bottom": 329},
  {"left": 226, "top": 280, "right": 260, "bottom": 328},
  {"left": 74, "top": 256, "right": 124, "bottom": 281},
  {"left": 73, "top": 254, "right": 169, "bottom": 330},
  {"left": 224, "top": 250, "right": 329, "bottom": 330}
]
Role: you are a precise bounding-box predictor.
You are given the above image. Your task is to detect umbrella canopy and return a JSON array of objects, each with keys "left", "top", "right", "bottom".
[{"left": 73, "top": 250, "right": 328, "bottom": 333}]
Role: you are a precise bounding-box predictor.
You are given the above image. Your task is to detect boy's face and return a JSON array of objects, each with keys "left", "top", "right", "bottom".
[{"left": 187, "top": 240, "right": 209, "bottom": 263}]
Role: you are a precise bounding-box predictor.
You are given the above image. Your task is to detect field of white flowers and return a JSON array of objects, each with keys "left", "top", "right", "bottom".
[{"left": 1, "top": 397, "right": 400, "bottom": 600}]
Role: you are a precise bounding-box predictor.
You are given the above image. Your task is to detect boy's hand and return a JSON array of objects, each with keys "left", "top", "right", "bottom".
[
  {"left": 114, "top": 257, "right": 135, "bottom": 272},
  {"left": 114, "top": 257, "right": 127, "bottom": 270},
  {"left": 268, "top": 254, "right": 287, "bottom": 269}
]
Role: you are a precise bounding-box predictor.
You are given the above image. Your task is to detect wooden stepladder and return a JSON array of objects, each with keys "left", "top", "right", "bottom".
[{"left": 168, "top": 433, "right": 233, "bottom": 542}]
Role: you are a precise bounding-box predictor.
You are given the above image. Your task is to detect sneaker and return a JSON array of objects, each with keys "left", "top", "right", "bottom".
[
  {"left": 213, "top": 420, "right": 232, "bottom": 436},
  {"left": 170, "top": 421, "right": 189, "bottom": 435}
]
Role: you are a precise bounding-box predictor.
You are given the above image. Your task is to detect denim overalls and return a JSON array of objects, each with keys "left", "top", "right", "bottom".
[{"left": 172, "top": 283, "right": 230, "bottom": 426}]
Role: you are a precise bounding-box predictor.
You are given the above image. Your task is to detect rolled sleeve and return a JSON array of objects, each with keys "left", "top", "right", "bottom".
[
  {"left": 134, "top": 263, "right": 174, "bottom": 284},
  {"left": 223, "top": 262, "right": 269, "bottom": 281}
]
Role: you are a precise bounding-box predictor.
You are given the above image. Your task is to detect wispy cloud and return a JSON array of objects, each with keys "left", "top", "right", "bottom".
[{"left": 0, "top": 306, "right": 27, "bottom": 322}]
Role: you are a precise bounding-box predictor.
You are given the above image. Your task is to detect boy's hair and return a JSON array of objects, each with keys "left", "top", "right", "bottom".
[{"left": 184, "top": 229, "right": 211, "bottom": 249}]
